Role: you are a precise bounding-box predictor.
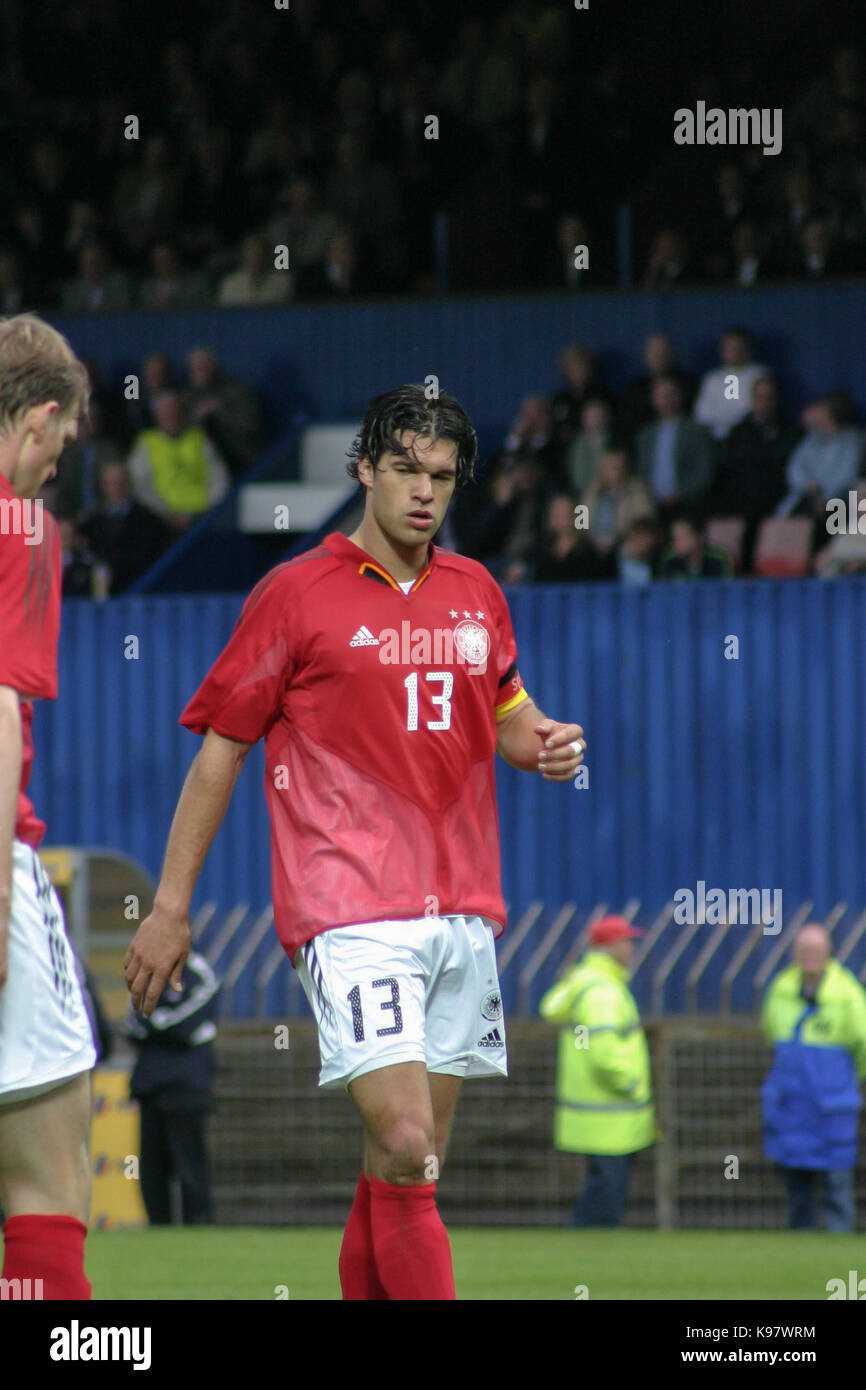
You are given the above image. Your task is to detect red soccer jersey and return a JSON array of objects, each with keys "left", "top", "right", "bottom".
[
  {"left": 0, "top": 476, "right": 61, "bottom": 849},
  {"left": 181, "top": 531, "right": 529, "bottom": 961}
]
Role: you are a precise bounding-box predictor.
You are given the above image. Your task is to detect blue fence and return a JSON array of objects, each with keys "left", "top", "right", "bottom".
[{"left": 31, "top": 576, "right": 866, "bottom": 1016}]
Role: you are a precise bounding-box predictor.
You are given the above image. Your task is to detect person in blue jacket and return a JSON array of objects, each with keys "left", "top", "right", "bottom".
[{"left": 761, "top": 924, "right": 866, "bottom": 1231}]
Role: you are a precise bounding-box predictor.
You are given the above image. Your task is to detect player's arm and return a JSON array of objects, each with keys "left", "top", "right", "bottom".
[
  {"left": 0, "top": 685, "right": 22, "bottom": 990},
  {"left": 495, "top": 695, "right": 586, "bottom": 779},
  {"left": 123, "top": 727, "right": 252, "bottom": 1016}
]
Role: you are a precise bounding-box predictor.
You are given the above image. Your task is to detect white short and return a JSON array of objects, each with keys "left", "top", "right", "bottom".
[
  {"left": 295, "top": 914, "right": 508, "bottom": 1091},
  {"left": 0, "top": 841, "right": 97, "bottom": 1103}
]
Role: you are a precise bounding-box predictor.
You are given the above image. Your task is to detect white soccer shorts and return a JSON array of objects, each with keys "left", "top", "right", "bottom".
[
  {"left": 0, "top": 840, "right": 98, "bottom": 1102},
  {"left": 295, "top": 914, "right": 508, "bottom": 1090}
]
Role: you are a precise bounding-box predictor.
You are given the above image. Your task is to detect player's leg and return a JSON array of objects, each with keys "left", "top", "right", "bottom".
[
  {"left": 0, "top": 1072, "right": 93, "bottom": 1298},
  {"left": 0, "top": 843, "right": 97, "bottom": 1298},
  {"left": 350, "top": 1060, "right": 455, "bottom": 1299},
  {"left": 822, "top": 1167, "right": 854, "bottom": 1233}
]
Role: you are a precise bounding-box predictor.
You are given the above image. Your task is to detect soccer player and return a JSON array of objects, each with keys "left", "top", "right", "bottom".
[
  {"left": 123, "top": 384, "right": 586, "bottom": 1299},
  {"left": 0, "top": 314, "right": 96, "bottom": 1298}
]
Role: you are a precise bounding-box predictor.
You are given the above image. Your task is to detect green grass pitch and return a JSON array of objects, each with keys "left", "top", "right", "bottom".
[{"left": 86, "top": 1228, "right": 861, "bottom": 1300}]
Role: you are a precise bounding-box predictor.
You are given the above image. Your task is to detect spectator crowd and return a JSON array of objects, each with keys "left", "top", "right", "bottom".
[
  {"left": 43, "top": 345, "right": 266, "bottom": 597},
  {"left": 451, "top": 327, "right": 866, "bottom": 583},
  {"left": 2, "top": 3, "right": 866, "bottom": 303}
]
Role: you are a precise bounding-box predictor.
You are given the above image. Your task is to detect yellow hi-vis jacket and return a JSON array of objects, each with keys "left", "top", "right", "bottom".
[
  {"left": 140, "top": 427, "right": 211, "bottom": 514},
  {"left": 539, "top": 949, "right": 656, "bottom": 1155}
]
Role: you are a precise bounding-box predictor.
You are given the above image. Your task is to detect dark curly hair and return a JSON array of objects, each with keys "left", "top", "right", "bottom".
[{"left": 346, "top": 383, "right": 478, "bottom": 489}]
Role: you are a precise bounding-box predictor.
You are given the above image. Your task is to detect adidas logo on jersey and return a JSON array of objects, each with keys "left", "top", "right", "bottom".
[
  {"left": 349, "top": 626, "right": 380, "bottom": 647},
  {"left": 477, "top": 1027, "right": 504, "bottom": 1048}
]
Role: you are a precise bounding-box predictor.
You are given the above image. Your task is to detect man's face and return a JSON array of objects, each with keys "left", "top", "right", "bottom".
[
  {"left": 671, "top": 520, "right": 701, "bottom": 558},
  {"left": 644, "top": 334, "right": 673, "bottom": 375},
  {"left": 751, "top": 380, "right": 777, "bottom": 424},
  {"left": 13, "top": 404, "right": 79, "bottom": 498},
  {"left": 652, "top": 379, "right": 680, "bottom": 418},
  {"left": 155, "top": 396, "right": 184, "bottom": 437},
  {"left": 607, "top": 938, "right": 635, "bottom": 967},
  {"left": 188, "top": 351, "right": 216, "bottom": 390},
  {"left": 793, "top": 930, "right": 830, "bottom": 975},
  {"left": 360, "top": 430, "right": 457, "bottom": 549},
  {"left": 721, "top": 333, "right": 749, "bottom": 367}
]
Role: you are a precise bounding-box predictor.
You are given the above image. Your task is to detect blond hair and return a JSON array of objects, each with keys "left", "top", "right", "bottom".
[{"left": 0, "top": 313, "right": 90, "bottom": 435}]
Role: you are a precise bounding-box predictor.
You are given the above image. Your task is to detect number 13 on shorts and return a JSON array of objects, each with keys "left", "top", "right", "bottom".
[{"left": 347, "top": 977, "right": 403, "bottom": 1041}]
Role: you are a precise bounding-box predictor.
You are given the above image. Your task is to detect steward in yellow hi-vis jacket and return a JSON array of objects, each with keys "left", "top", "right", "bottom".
[{"left": 539, "top": 916, "right": 656, "bottom": 1227}]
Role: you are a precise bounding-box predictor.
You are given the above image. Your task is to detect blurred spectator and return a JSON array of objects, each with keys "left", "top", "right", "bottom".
[
  {"left": 125, "top": 353, "right": 178, "bottom": 438},
  {"left": 0, "top": 248, "right": 29, "bottom": 313},
  {"left": 128, "top": 391, "right": 231, "bottom": 530},
  {"left": 53, "top": 410, "right": 120, "bottom": 520},
  {"left": 139, "top": 243, "right": 210, "bottom": 311},
  {"left": 184, "top": 347, "right": 266, "bottom": 478},
  {"left": 61, "top": 240, "right": 133, "bottom": 314},
  {"left": 482, "top": 450, "right": 559, "bottom": 584},
  {"left": 793, "top": 216, "right": 853, "bottom": 280},
  {"left": 582, "top": 448, "right": 656, "bottom": 555},
  {"left": 9, "top": 202, "right": 57, "bottom": 306},
  {"left": 177, "top": 128, "right": 245, "bottom": 260},
  {"left": 264, "top": 174, "right": 339, "bottom": 275},
  {"left": 618, "top": 333, "right": 696, "bottom": 445},
  {"left": 814, "top": 480, "right": 866, "bottom": 576},
  {"left": 777, "top": 392, "right": 863, "bottom": 519},
  {"left": 635, "top": 376, "right": 714, "bottom": 515},
  {"left": 761, "top": 923, "right": 866, "bottom": 1233},
  {"left": 712, "top": 375, "right": 800, "bottom": 569},
  {"left": 772, "top": 169, "right": 833, "bottom": 272},
  {"left": 778, "top": 391, "right": 861, "bottom": 522},
  {"left": 658, "top": 512, "right": 733, "bottom": 579},
  {"left": 534, "top": 494, "right": 612, "bottom": 583},
  {"left": 642, "top": 228, "right": 691, "bottom": 290},
  {"left": 62, "top": 200, "right": 109, "bottom": 276},
  {"left": 551, "top": 344, "right": 608, "bottom": 448},
  {"left": 563, "top": 397, "right": 613, "bottom": 495},
  {"left": 510, "top": 76, "right": 573, "bottom": 279},
  {"left": 295, "top": 226, "right": 369, "bottom": 299},
  {"left": 727, "top": 221, "right": 782, "bottom": 289},
  {"left": 78, "top": 458, "right": 170, "bottom": 594},
  {"left": 615, "top": 517, "right": 662, "bottom": 585},
  {"left": 112, "top": 133, "right": 182, "bottom": 259},
  {"left": 58, "top": 518, "right": 102, "bottom": 598},
  {"left": 502, "top": 395, "right": 563, "bottom": 481},
  {"left": 219, "top": 232, "right": 294, "bottom": 306},
  {"left": 545, "top": 212, "right": 607, "bottom": 290},
  {"left": 324, "top": 130, "right": 402, "bottom": 289},
  {"left": 694, "top": 328, "right": 770, "bottom": 441}
]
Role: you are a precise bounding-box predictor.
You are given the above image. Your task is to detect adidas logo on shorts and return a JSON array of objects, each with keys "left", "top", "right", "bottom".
[
  {"left": 349, "top": 626, "right": 380, "bottom": 647},
  {"left": 477, "top": 1027, "right": 503, "bottom": 1048}
]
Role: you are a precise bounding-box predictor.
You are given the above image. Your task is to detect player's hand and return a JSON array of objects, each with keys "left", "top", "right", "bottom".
[
  {"left": 535, "top": 718, "right": 586, "bottom": 781},
  {"left": 123, "top": 904, "right": 191, "bottom": 1017}
]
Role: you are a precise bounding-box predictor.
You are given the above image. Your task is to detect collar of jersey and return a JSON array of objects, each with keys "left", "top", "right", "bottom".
[{"left": 326, "top": 530, "right": 435, "bottom": 594}]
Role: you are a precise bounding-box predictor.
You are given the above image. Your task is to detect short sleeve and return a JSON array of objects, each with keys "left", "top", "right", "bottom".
[
  {"left": 485, "top": 578, "right": 528, "bottom": 721},
  {"left": 180, "top": 570, "right": 296, "bottom": 744}
]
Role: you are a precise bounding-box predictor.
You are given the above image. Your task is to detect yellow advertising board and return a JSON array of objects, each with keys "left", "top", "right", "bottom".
[{"left": 89, "top": 1069, "right": 147, "bottom": 1230}]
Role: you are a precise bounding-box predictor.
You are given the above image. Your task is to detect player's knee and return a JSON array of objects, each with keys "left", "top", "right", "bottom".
[{"left": 373, "top": 1118, "right": 433, "bottom": 1184}]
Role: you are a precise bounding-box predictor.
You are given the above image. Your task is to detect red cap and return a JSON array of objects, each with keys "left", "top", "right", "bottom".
[{"left": 589, "top": 915, "right": 644, "bottom": 945}]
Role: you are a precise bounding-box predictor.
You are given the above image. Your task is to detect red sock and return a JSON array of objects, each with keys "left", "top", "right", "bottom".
[
  {"left": 339, "top": 1172, "right": 388, "bottom": 1300},
  {"left": 368, "top": 1174, "right": 456, "bottom": 1300},
  {"left": 2, "top": 1215, "right": 92, "bottom": 1300}
]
